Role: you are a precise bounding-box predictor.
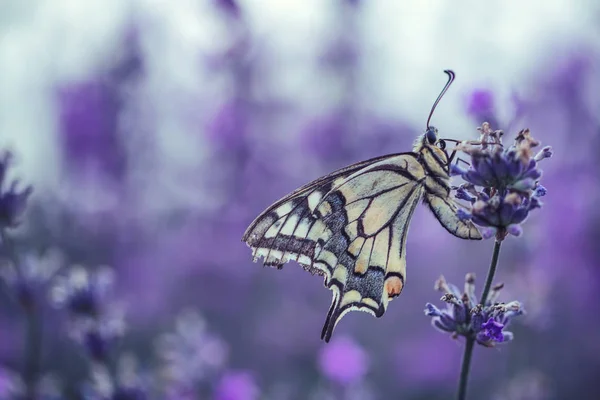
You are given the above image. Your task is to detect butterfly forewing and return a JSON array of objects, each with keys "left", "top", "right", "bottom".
[{"left": 243, "top": 153, "right": 428, "bottom": 342}]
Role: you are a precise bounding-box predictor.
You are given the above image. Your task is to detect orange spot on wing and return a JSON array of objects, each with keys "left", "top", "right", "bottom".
[{"left": 385, "top": 276, "right": 404, "bottom": 298}]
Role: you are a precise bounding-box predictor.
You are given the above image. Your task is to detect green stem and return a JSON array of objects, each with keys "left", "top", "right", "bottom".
[
  {"left": 456, "top": 239, "right": 503, "bottom": 400},
  {"left": 457, "top": 338, "right": 475, "bottom": 400}
]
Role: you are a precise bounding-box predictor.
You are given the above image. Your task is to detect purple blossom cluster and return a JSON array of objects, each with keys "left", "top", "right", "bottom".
[
  {"left": 425, "top": 274, "right": 524, "bottom": 347},
  {"left": 452, "top": 123, "right": 552, "bottom": 240}
]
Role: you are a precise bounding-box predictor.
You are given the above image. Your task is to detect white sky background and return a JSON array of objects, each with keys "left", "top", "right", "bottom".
[{"left": 0, "top": 0, "right": 599, "bottom": 203}]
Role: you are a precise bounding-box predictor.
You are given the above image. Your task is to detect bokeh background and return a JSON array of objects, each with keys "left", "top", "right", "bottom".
[{"left": 1, "top": 0, "right": 600, "bottom": 399}]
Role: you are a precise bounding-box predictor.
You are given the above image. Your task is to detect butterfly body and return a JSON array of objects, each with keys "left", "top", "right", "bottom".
[{"left": 242, "top": 71, "right": 481, "bottom": 342}]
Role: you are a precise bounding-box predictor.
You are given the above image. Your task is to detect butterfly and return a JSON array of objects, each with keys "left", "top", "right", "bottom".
[{"left": 242, "top": 70, "right": 482, "bottom": 342}]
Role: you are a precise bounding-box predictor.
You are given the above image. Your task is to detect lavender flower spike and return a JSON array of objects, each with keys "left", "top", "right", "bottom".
[
  {"left": 424, "top": 273, "right": 524, "bottom": 347},
  {"left": 453, "top": 123, "right": 551, "bottom": 240},
  {"left": 0, "top": 151, "right": 33, "bottom": 231}
]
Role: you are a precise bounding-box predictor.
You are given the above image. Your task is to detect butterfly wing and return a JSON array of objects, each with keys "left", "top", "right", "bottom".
[
  {"left": 242, "top": 152, "right": 406, "bottom": 268},
  {"left": 425, "top": 194, "right": 482, "bottom": 240},
  {"left": 242, "top": 153, "right": 426, "bottom": 342}
]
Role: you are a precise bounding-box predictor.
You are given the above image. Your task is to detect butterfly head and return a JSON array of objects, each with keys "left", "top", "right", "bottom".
[{"left": 426, "top": 126, "right": 439, "bottom": 145}]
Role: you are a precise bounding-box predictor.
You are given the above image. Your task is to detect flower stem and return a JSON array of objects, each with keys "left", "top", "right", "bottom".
[
  {"left": 456, "top": 239, "right": 503, "bottom": 400},
  {"left": 479, "top": 240, "right": 502, "bottom": 306},
  {"left": 24, "top": 305, "right": 42, "bottom": 397}
]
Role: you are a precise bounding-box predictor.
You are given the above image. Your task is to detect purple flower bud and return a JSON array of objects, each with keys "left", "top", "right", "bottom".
[
  {"left": 450, "top": 163, "right": 469, "bottom": 177},
  {"left": 507, "top": 224, "right": 523, "bottom": 237},
  {"left": 534, "top": 185, "right": 547, "bottom": 197},
  {"left": 457, "top": 209, "right": 472, "bottom": 221},
  {"left": 534, "top": 146, "right": 553, "bottom": 161},
  {"left": 424, "top": 303, "right": 443, "bottom": 317}
]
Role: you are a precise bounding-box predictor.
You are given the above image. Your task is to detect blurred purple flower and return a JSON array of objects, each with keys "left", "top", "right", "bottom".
[
  {"left": 0, "top": 151, "right": 33, "bottom": 231},
  {"left": 425, "top": 274, "right": 524, "bottom": 347},
  {"left": 0, "top": 366, "right": 24, "bottom": 399},
  {"left": 317, "top": 336, "right": 369, "bottom": 385},
  {"left": 57, "top": 81, "right": 127, "bottom": 180},
  {"left": 84, "top": 356, "right": 148, "bottom": 400},
  {"left": 70, "top": 314, "right": 126, "bottom": 362},
  {"left": 300, "top": 111, "right": 351, "bottom": 161},
  {"left": 51, "top": 266, "right": 126, "bottom": 361},
  {"left": 214, "top": 371, "right": 259, "bottom": 400},
  {"left": 215, "top": 0, "right": 241, "bottom": 17},
  {"left": 0, "top": 249, "right": 63, "bottom": 310},
  {"left": 206, "top": 100, "right": 249, "bottom": 149},
  {"left": 157, "top": 310, "right": 228, "bottom": 395},
  {"left": 0, "top": 368, "right": 62, "bottom": 400},
  {"left": 466, "top": 89, "right": 497, "bottom": 126},
  {"left": 454, "top": 123, "right": 552, "bottom": 240},
  {"left": 320, "top": 37, "right": 359, "bottom": 70},
  {"left": 51, "top": 266, "right": 115, "bottom": 318}
]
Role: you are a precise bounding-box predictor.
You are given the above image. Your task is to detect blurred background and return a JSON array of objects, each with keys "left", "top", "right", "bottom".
[{"left": 1, "top": 0, "right": 599, "bottom": 399}]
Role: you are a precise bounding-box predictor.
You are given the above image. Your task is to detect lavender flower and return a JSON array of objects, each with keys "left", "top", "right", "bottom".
[
  {"left": 0, "top": 151, "right": 33, "bottom": 231},
  {"left": 453, "top": 123, "right": 552, "bottom": 240},
  {"left": 0, "top": 366, "right": 24, "bottom": 399},
  {"left": 51, "top": 266, "right": 125, "bottom": 361},
  {"left": 215, "top": 0, "right": 241, "bottom": 17},
  {"left": 214, "top": 371, "right": 259, "bottom": 400},
  {"left": 0, "top": 368, "right": 62, "bottom": 400},
  {"left": 317, "top": 336, "right": 369, "bottom": 385},
  {"left": 70, "top": 313, "right": 126, "bottom": 362},
  {"left": 83, "top": 356, "right": 148, "bottom": 400},
  {"left": 156, "top": 310, "right": 228, "bottom": 396},
  {"left": 424, "top": 274, "right": 525, "bottom": 347},
  {"left": 466, "top": 89, "right": 498, "bottom": 127},
  {"left": 0, "top": 250, "right": 63, "bottom": 310},
  {"left": 51, "top": 266, "right": 115, "bottom": 318}
]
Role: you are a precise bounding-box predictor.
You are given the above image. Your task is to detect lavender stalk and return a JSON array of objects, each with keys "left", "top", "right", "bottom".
[
  {"left": 426, "top": 122, "right": 552, "bottom": 400},
  {"left": 457, "top": 239, "right": 502, "bottom": 400}
]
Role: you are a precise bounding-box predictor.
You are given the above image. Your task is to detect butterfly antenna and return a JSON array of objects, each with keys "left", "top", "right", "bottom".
[{"left": 426, "top": 70, "right": 456, "bottom": 130}]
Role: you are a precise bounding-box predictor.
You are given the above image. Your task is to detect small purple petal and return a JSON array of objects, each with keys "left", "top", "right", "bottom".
[
  {"left": 455, "top": 188, "right": 476, "bottom": 203},
  {"left": 507, "top": 224, "right": 523, "bottom": 237},
  {"left": 534, "top": 185, "right": 547, "bottom": 197},
  {"left": 534, "top": 146, "right": 553, "bottom": 161},
  {"left": 450, "top": 163, "right": 468, "bottom": 176},
  {"left": 424, "top": 303, "right": 442, "bottom": 317},
  {"left": 456, "top": 209, "right": 472, "bottom": 221},
  {"left": 509, "top": 178, "right": 537, "bottom": 192},
  {"left": 463, "top": 170, "right": 489, "bottom": 187},
  {"left": 432, "top": 318, "right": 455, "bottom": 333},
  {"left": 480, "top": 227, "right": 497, "bottom": 239}
]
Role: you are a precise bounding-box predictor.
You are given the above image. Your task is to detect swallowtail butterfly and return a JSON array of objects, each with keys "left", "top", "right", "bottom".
[{"left": 242, "top": 70, "right": 482, "bottom": 342}]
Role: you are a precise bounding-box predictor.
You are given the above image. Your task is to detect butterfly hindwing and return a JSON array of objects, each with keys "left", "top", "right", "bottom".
[
  {"left": 425, "top": 194, "right": 483, "bottom": 240},
  {"left": 317, "top": 159, "right": 426, "bottom": 341}
]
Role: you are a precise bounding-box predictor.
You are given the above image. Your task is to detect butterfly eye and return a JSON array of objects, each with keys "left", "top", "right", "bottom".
[{"left": 437, "top": 140, "right": 446, "bottom": 150}]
